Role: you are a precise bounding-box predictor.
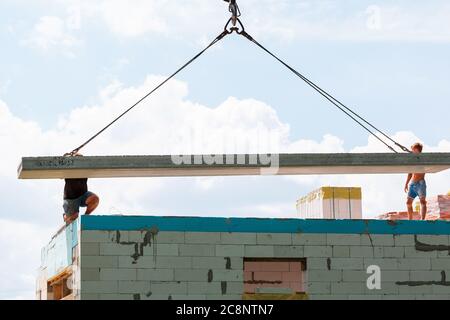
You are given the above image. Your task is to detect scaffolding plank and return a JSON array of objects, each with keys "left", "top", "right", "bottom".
[{"left": 17, "top": 153, "right": 450, "bottom": 179}]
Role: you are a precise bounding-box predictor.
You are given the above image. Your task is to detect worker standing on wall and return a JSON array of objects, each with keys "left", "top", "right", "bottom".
[
  {"left": 404, "top": 143, "right": 427, "bottom": 220},
  {"left": 62, "top": 153, "right": 100, "bottom": 224}
]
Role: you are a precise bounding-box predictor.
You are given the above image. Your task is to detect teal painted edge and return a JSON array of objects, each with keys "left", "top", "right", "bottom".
[{"left": 81, "top": 215, "right": 450, "bottom": 235}]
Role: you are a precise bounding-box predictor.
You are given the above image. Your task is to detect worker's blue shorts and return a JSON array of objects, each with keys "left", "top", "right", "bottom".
[
  {"left": 408, "top": 180, "right": 427, "bottom": 199},
  {"left": 63, "top": 191, "right": 94, "bottom": 216}
]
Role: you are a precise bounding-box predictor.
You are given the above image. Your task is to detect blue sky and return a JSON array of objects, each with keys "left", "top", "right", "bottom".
[{"left": 0, "top": 0, "right": 449, "bottom": 299}]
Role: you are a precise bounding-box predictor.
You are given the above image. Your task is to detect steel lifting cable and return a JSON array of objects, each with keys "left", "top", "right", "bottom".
[
  {"left": 234, "top": 26, "right": 411, "bottom": 153},
  {"left": 67, "top": 3, "right": 410, "bottom": 155},
  {"left": 66, "top": 29, "right": 229, "bottom": 156}
]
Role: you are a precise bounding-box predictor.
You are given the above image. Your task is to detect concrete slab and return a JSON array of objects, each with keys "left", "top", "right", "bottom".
[{"left": 17, "top": 153, "right": 450, "bottom": 179}]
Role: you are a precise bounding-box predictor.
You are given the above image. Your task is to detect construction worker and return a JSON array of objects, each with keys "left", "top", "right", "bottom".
[
  {"left": 404, "top": 142, "right": 427, "bottom": 220},
  {"left": 63, "top": 153, "right": 99, "bottom": 224}
]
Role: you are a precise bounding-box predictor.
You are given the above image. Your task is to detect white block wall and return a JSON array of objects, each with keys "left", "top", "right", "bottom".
[{"left": 78, "top": 230, "right": 450, "bottom": 300}]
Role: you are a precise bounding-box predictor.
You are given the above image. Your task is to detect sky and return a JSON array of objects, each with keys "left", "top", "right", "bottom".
[{"left": 0, "top": 0, "right": 449, "bottom": 299}]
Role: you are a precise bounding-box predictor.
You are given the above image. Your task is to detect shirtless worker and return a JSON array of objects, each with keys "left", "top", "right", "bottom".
[
  {"left": 63, "top": 153, "right": 100, "bottom": 224},
  {"left": 404, "top": 142, "right": 427, "bottom": 220}
]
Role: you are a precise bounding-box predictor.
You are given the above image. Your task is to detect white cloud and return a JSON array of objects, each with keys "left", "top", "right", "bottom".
[
  {"left": 1, "top": 75, "right": 449, "bottom": 299},
  {"left": 24, "top": 15, "right": 81, "bottom": 56},
  {"left": 63, "top": 1, "right": 450, "bottom": 43},
  {"left": 0, "top": 219, "right": 53, "bottom": 300}
]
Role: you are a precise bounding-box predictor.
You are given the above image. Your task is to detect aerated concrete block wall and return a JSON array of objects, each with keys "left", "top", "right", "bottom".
[{"left": 39, "top": 216, "right": 450, "bottom": 300}]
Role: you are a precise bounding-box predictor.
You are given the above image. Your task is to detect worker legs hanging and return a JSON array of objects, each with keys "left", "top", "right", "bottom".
[{"left": 63, "top": 191, "right": 100, "bottom": 224}]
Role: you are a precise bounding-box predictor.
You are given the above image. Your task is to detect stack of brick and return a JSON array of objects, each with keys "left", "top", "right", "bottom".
[
  {"left": 243, "top": 260, "right": 304, "bottom": 294},
  {"left": 378, "top": 195, "right": 450, "bottom": 221},
  {"left": 425, "top": 195, "right": 450, "bottom": 220},
  {"left": 296, "top": 187, "right": 362, "bottom": 219},
  {"left": 377, "top": 211, "right": 421, "bottom": 220}
]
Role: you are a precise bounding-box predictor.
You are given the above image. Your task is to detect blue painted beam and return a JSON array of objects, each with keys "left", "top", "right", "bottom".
[{"left": 81, "top": 215, "right": 450, "bottom": 235}]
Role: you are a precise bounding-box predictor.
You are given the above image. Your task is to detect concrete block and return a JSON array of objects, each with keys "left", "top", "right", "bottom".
[
  {"left": 404, "top": 247, "right": 438, "bottom": 258},
  {"left": 309, "top": 294, "right": 349, "bottom": 300},
  {"left": 150, "top": 281, "right": 188, "bottom": 295},
  {"left": 145, "top": 244, "right": 179, "bottom": 256},
  {"left": 398, "top": 285, "right": 433, "bottom": 295},
  {"left": 80, "top": 268, "right": 100, "bottom": 281},
  {"left": 306, "top": 258, "right": 330, "bottom": 270},
  {"left": 211, "top": 270, "right": 243, "bottom": 282},
  {"left": 100, "top": 268, "right": 136, "bottom": 281},
  {"left": 206, "top": 295, "right": 242, "bottom": 300},
  {"left": 350, "top": 246, "right": 374, "bottom": 258},
  {"left": 331, "top": 282, "right": 365, "bottom": 294},
  {"left": 308, "top": 270, "right": 342, "bottom": 282},
  {"left": 244, "top": 245, "right": 275, "bottom": 257},
  {"left": 221, "top": 232, "right": 257, "bottom": 245},
  {"left": 174, "top": 269, "right": 210, "bottom": 282},
  {"left": 99, "top": 294, "right": 134, "bottom": 300},
  {"left": 128, "top": 231, "right": 145, "bottom": 243},
  {"left": 307, "top": 282, "right": 331, "bottom": 294},
  {"left": 380, "top": 271, "right": 410, "bottom": 282},
  {"left": 81, "top": 281, "right": 118, "bottom": 294},
  {"left": 361, "top": 234, "right": 394, "bottom": 246},
  {"left": 81, "top": 230, "right": 115, "bottom": 243},
  {"left": 118, "top": 280, "right": 151, "bottom": 294},
  {"left": 437, "top": 251, "right": 450, "bottom": 258},
  {"left": 292, "top": 234, "right": 326, "bottom": 246},
  {"left": 179, "top": 244, "right": 215, "bottom": 257},
  {"left": 81, "top": 243, "right": 99, "bottom": 256},
  {"left": 273, "top": 245, "right": 304, "bottom": 257},
  {"left": 215, "top": 245, "right": 245, "bottom": 257},
  {"left": 156, "top": 232, "right": 185, "bottom": 244},
  {"left": 410, "top": 270, "right": 446, "bottom": 281},
  {"left": 349, "top": 295, "right": 382, "bottom": 300},
  {"left": 432, "top": 286, "right": 450, "bottom": 294},
  {"left": 137, "top": 269, "right": 174, "bottom": 281},
  {"left": 431, "top": 258, "right": 450, "bottom": 270},
  {"left": 416, "top": 235, "right": 449, "bottom": 245},
  {"left": 373, "top": 246, "right": 384, "bottom": 258},
  {"left": 188, "top": 282, "right": 222, "bottom": 295},
  {"left": 383, "top": 247, "right": 405, "bottom": 258},
  {"left": 141, "top": 294, "right": 170, "bottom": 300},
  {"left": 421, "top": 294, "right": 450, "bottom": 300},
  {"left": 327, "top": 234, "right": 361, "bottom": 246},
  {"left": 100, "top": 243, "right": 136, "bottom": 256},
  {"left": 363, "top": 258, "right": 399, "bottom": 270},
  {"left": 192, "top": 257, "right": 228, "bottom": 269},
  {"left": 80, "top": 293, "right": 100, "bottom": 300},
  {"left": 82, "top": 256, "right": 118, "bottom": 268},
  {"left": 342, "top": 270, "right": 367, "bottom": 282},
  {"left": 397, "top": 258, "right": 431, "bottom": 270},
  {"left": 365, "top": 282, "right": 398, "bottom": 295},
  {"left": 304, "top": 246, "right": 332, "bottom": 258},
  {"left": 155, "top": 257, "right": 192, "bottom": 269},
  {"left": 118, "top": 256, "right": 156, "bottom": 269},
  {"left": 382, "top": 294, "right": 416, "bottom": 300},
  {"left": 331, "top": 258, "right": 364, "bottom": 270},
  {"left": 229, "top": 257, "right": 244, "bottom": 270},
  {"left": 185, "top": 232, "right": 221, "bottom": 244},
  {"left": 333, "top": 246, "right": 350, "bottom": 258},
  {"left": 171, "top": 295, "right": 207, "bottom": 300},
  {"left": 226, "top": 282, "right": 244, "bottom": 294},
  {"left": 257, "top": 233, "right": 292, "bottom": 245},
  {"left": 394, "top": 235, "right": 415, "bottom": 246}
]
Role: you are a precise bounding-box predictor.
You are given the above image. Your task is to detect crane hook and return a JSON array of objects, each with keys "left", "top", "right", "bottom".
[{"left": 223, "top": 0, "right": 241, "bottom": 26}]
